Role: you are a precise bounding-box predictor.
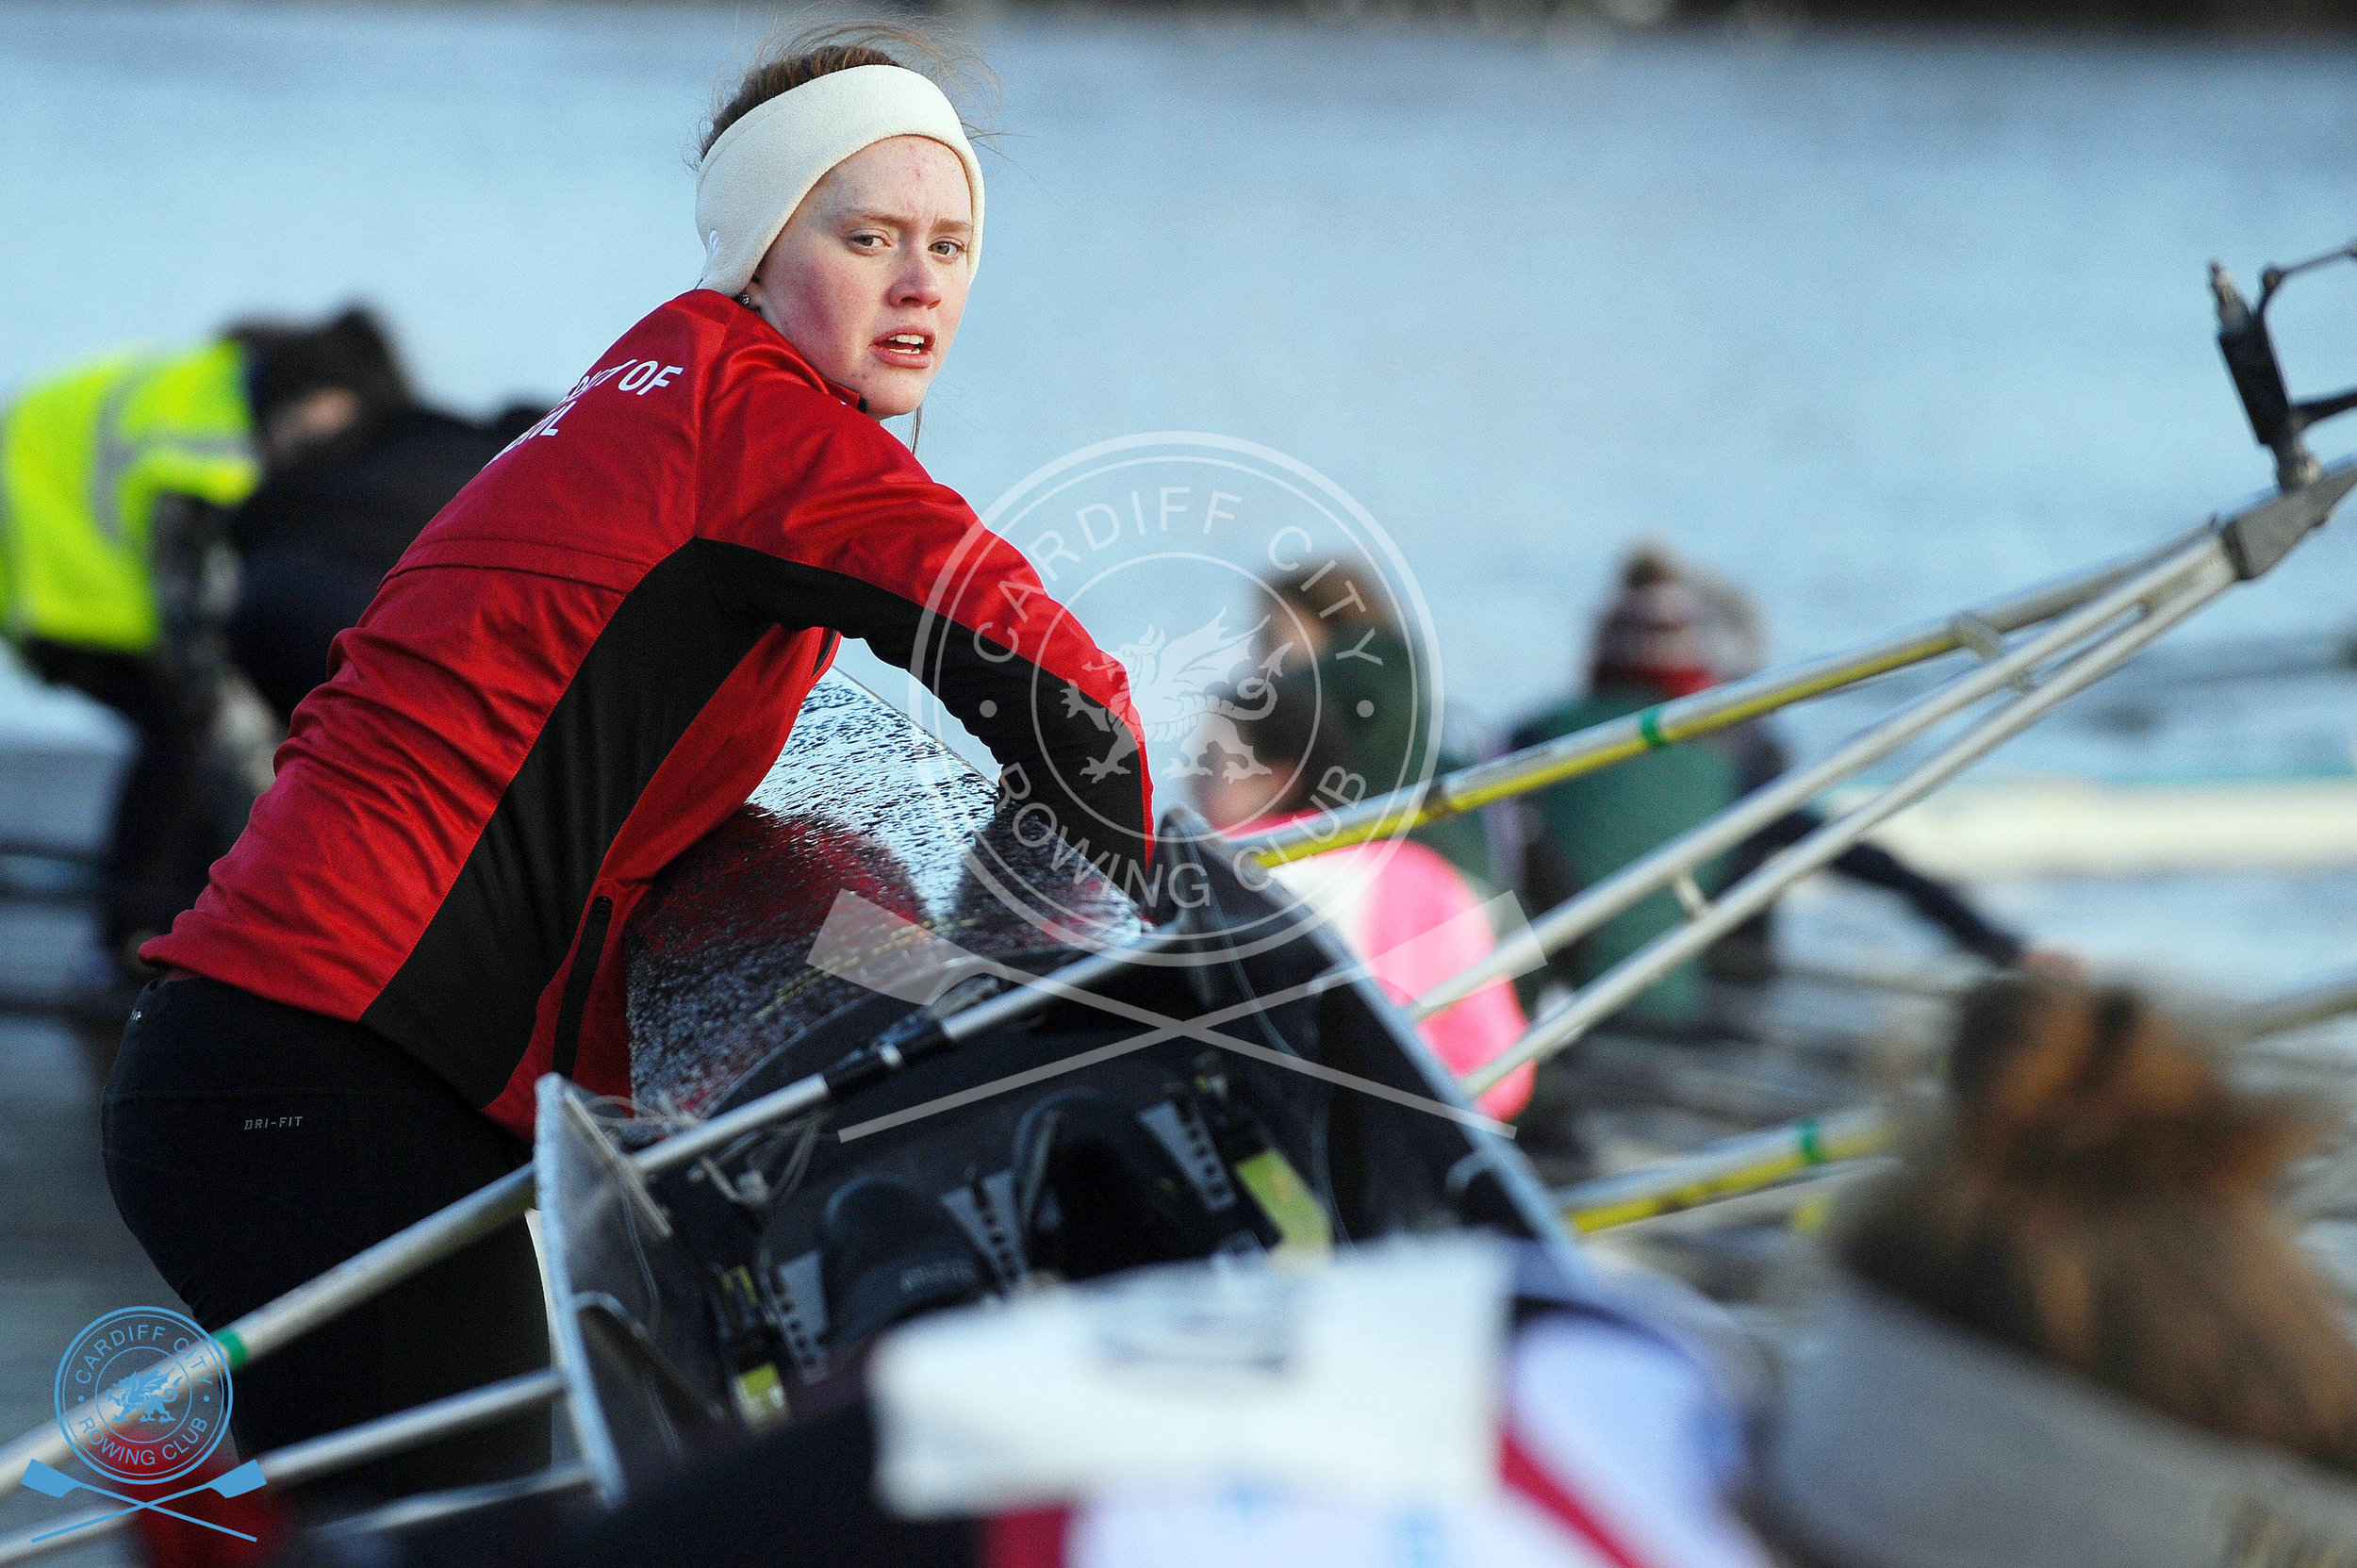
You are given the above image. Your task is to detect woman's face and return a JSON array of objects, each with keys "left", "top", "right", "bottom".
[{"left": 747, "top": 135, "right": 973, "bottom": 420}]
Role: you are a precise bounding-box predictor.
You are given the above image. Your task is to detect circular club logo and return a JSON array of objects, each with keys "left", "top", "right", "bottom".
[
  {"left": 911, "top": 433, "right": 1440, "bottom": 959},
  {"left": 55, "top": 1308, "right": 233, "bottom": 1484}
]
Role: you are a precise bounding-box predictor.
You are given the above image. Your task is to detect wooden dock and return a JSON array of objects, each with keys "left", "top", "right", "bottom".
[{"left": 1861, "top": 774, "right": 2357, "bottom": 877}]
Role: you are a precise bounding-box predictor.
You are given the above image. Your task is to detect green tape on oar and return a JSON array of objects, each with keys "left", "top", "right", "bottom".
[
  {"left": 1637, "top": 706, "right": 1669, "bottom": 751},
  {"left": 1798, "top": 1118, "right": 1824, "bottom": 1166},
  {"left": 213, "top": 1330, "right": 248, "bottom": 1371}
]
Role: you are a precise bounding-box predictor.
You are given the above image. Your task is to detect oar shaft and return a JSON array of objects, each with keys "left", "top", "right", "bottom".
[
  {"left": 1463, "top": 551, "right": 2233, "bottom": 1097},
  {"left": 631, "top": 1072, "right": 833, "bottom": 1179},
  {"left": 255, "top": 1369, "right": 563, "bottom": 1490},
  {"left": 2233, "top": 970, "right": 2357, "bottom": 1042},
  {"left": 1567, "top": 956, "right": 2357, "bottom": 1240},
  {"left": 1771, "top": 957, "right": 1970, "bottom": 1001},
  {"left": 933, "top": 931, "right": 1185, "bottom": 1046},
  {"left": 0, "top": 1373, "right": 565, "bottom": 1566},
  {"left": 1587, "top": 1159, "right": 1892, "bottom": 1241},
  {"left": 0, "top": 1164, "right": 536, "bottom": 1500},
  {"left": 3, "top": 930, "right": 1177, "bottom": 1506},
  {"left": 1413, "top": 535, "right": 2221, "bottom": 1020},
  {"left": 1237, "top": 524, "right": 2212, "bottom": 867},
  {"left": 1559, "top": 1107, "right": 1895, "bottom": 1233},
  {"left": 209, "top": 1165, "right": 536, "bottom": 1374}
]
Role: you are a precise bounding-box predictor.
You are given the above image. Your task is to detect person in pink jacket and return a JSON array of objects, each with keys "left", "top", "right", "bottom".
[{"left": 1200, "top": 660, "right": 1533, "bottom": 1120}]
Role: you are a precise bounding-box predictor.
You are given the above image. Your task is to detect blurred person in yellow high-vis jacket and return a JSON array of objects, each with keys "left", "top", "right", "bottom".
[
  {"left": 1, "top": 308, "right": 409, "bottom": 971},
  {"left": 1, "top": 338, "right": 258, "bottom": 653}
]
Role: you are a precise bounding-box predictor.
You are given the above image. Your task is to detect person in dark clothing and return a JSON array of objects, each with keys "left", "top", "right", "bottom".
[{"left": 227, "top": 401, "right": 544, "bottom": 721}]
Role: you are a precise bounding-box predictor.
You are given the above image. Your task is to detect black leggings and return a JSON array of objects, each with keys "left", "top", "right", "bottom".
[{"left": 102, "top": 975, "right": 550, "bottom": 1499}]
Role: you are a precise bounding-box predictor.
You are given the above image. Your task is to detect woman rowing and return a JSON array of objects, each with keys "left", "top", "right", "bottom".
[{"left": 105, "top": 25, "right": 1152, "bottom": 1496}]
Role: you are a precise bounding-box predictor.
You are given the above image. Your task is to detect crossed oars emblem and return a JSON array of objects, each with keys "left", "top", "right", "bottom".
[{"left": 22, "top": 1456, "right": 267, "bottom": 1543}]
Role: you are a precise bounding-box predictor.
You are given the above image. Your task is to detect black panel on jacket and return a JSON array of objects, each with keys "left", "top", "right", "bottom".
[
  {"left": 363, "top": 545, "right": 766, "bottom": 1105},
  {"left": 362, "top": 538, "right": 1153, "bottom": 1112}
]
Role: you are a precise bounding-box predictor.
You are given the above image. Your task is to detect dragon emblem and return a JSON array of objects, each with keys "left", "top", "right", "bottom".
[
  {"left": 101, "top": 1362, "right": 181, "bottom": 1428},
  {"left": 1063, "top": 612, "right": 1286, "bottom": 783}
]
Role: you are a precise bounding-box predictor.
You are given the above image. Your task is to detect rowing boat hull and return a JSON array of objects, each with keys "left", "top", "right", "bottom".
[{"left": 536, "top": 673, "right": 1575, "bottom": 1501}]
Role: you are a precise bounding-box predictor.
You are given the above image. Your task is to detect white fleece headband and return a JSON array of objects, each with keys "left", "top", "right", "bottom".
[{"left": 695, "top": 63, "right": 983, "bottom": 298}]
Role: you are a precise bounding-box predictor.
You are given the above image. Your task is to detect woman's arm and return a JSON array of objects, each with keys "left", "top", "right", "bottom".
[{"left": 698, "top": 388, "right": 1154, "bottom": 883}]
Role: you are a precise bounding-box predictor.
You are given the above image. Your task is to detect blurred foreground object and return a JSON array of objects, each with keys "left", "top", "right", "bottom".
[
  {"left": 527, "top": 1239, "right": 1774, "bottom": 1568},
  {"left": 868, "top": 1236, "right": 1773, "bottom": 1568},
  {"left": 1767, "top": 976, "right": 2357, "bottom": 1567}
]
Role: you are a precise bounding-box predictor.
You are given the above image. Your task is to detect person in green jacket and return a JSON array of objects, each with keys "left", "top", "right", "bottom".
[
  {"left": 1, "top": 307, "right": 408, "bottom": 967},
  {"left": 1517, "top": 544, "right": 2067, "bottom": 1035},
  {"left": 1514, "top": 553, "right": 1743, "bottom": 1033}
]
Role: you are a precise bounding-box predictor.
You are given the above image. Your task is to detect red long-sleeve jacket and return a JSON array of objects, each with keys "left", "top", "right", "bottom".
[{"left": 146, "top": 291, "right": 1153, "bottom": 1137}]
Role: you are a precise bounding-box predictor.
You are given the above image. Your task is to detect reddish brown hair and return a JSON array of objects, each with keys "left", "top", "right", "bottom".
[
  {"left": 1842, "top": 975, "right": 2357, "bottom": 1475},
  {"left": 698, "top": 21, "right": 990, "bottom": 163}
]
